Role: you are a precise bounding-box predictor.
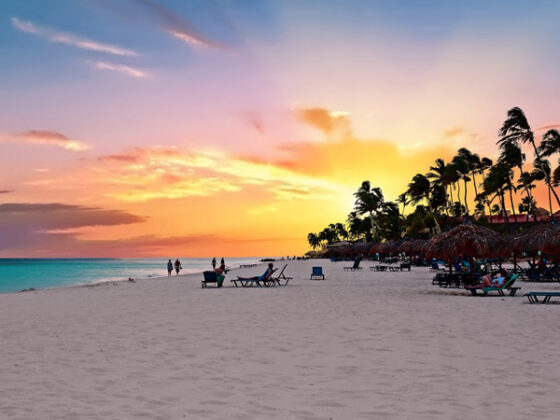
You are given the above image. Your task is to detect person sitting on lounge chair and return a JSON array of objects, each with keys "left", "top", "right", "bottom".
[
  {"left": 481, "top": 269, "right": 509, "bottom": 288},
  {"left": 214, "top": 263, "right": 228, "bottom": 287},
  {"left": 237, "top": 263, "right": 274, "bottom": 281}
]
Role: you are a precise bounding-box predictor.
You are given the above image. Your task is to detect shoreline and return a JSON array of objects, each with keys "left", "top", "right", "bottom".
[{"left": 0, "top": 257, "right": 277, "bottom": 295}]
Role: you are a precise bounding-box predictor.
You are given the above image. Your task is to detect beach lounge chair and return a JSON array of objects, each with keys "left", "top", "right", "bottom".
[
  {"left": 201, "top": 271, "right": 219, "bottom": 288},
  {"left": 344, "top": 259, "right": 362, "bottom": 271},
  {"left": 464, "top": 274, "right": 520, "bottom": 296},
  {"left": 524, "top": 291, "right": 560, "bottom": 304},
  {"left": 231, "top": 269, "right": 278, "bottom": 288},
  {"left": 270, "top": 264, "right": 292, "bottom": 286},
  {"left": 310, "top": 266, "right": 325, "bottom": 280},
  {"left": 430, "top": 261, "right": 442, "bottom": 272}
]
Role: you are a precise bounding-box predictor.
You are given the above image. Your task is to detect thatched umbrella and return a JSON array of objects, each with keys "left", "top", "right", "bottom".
[
  {"left": 377, "top": 239, "right": 405, "bottom": 254},
  {"left": 512, "top": 223, "right": 560, "bottom": 256},
  {"left": 325, "top": 241, "right": 353, "bottom": 257},
  {"left": 398, "top": 239, "right": 427, "bottom": 255},
  {"left": 424, "top": 223, "right": 508, "bottom": 261},
  {"left": 352, "top": 242, "right": 375, "bottom": 256},
  {"left": 542, "top": 225, "right": 560, "bottom": 255}
]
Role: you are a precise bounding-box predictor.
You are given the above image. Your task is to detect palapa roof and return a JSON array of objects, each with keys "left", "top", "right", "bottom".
[
  {"left": 424, "top": 223, "right": 507, "bottom": 260},
  {"left": 542, "top": 224, "right": 560, "bottom": 255},
  {"left": 512, "top": 223, "right": 560, "bottom": 256},
  {"left": 398, "top": 239, "right": 427, "bottom": 255}
]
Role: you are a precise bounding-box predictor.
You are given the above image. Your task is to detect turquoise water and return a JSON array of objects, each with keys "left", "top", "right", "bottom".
[{"left": 0, "top": 257, "right": 266, "bottom": 294}]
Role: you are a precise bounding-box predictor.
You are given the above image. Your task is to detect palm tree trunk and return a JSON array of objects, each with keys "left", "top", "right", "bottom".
[
  {"left": 427, "top": 202, "right": 441, "bottom": 234},
  {"left": 471, "top": 171, "right": 479, "bottom": 198},
  {"left": 499, "top": 190, "right": 509, "bottom": 224},
  {"left": 463, "top": 179, "right": 469, "bottom": 215},
  {"left": 548, "top": 185, "right": 553, "bottom": 216},
  {"left": 507, "top": 181, "right": 518, "bottom": 229},
  {"left": 369, "top": 211, "right": 376, "bottom": 240}
]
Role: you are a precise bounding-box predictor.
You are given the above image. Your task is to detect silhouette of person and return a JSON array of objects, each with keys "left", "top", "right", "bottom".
[
  {"left": 167, "top": 259, "right": 173, "bottom": 277},
  {"left": 212, "top": 257, "right": 217, "bottom": 270},
  {"left": 220, "top": 257, "right": 225, "bottom": 267},
  {"left": 174, "top": 259, "right": 182, "bottom": 275}
]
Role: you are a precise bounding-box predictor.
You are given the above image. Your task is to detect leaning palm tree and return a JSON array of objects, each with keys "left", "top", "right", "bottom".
[
  {"left": 539, "top": 129, "right": 560, "bottom": 198},
  {"left": 499, "top": 107, "right": 560, "bottom": 208},
  {"left": 539, "top": 129, "right": 560, "bottom": 159},
  {"left": 353, "top": 181, "right": 384, "bottom": 239},
  {"left": 533, "top": 159, "right": 554, "bottom": 215}
]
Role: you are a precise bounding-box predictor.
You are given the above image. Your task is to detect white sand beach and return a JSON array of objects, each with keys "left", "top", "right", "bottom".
[{"left": 1, "top": 260, "right": 560, "bottom": 420}]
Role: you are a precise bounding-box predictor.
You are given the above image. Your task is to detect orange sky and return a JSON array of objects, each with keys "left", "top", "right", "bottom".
[{"left": 1, "top": 1, "right": 560, "bottom": 257}]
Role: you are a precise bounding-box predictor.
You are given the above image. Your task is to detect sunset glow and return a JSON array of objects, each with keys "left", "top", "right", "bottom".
[{"left": 1, "top": 0, "right": 560, "bottom": 256}]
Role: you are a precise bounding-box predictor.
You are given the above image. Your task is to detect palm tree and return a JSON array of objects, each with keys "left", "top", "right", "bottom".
[
  {"left": 540, "top": 129, "right": 560, "bottom": 199},
  {"left": 335, "top": 223, "right": 349, "bottom": 241},
  {"left": 459, "top": 148, "right": 482, "bottom": 207},
  {"left": 406, "top": 174, "right": 441, "bottom": 234},
  {"left": 539, "top": 129, "right": 560, "bottom": 158},
  {"left": 307, "top": 233, "right": 321, "bottom": 250},
  {"left": 397, "top": 192, "right": 409, "bottom": 216},
  {"left": 427, "top": 158, "right": 451, "bottom": 214},
  {"left": 533, "top": 159, "right": 554, "bottom": 216},
  {"left": 353, "top": 181, "right": 384, "bottom": 239},
  {"left": 482, "top": 164, "right": 509, "bottom": 223},
  {"left": 452, "top": 155, "right": 471, "bottom": 214},
  {"left": 517, "top": 171, "right": 537, "bottom": 220},
  {"left": 499, "top": 107, "right": 560, "bottom": 209},
  {"left": 477, "top": 157, "right": 493, "bottom": 216}
]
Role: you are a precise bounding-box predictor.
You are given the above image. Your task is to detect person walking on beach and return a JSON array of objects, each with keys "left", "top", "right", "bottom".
[
  {"left": 174, "top": 259, "right": 182, "bottom": 275},
  {"left": 212, "top": 257, "right": 217, "bottom": 270},
  {"left": 220, "top": 257, "right": 225, "bottom": 267},
  {"left": 167, "top": 259, "right": 173, "bottom": 276}
]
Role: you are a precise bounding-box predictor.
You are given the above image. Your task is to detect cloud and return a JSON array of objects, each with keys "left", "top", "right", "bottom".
[
  {"left": 443, "top": 127, "right": 466, "bottom": 138},
  {"left": 0, "top": 190, "right": 11, "bottom": 194},
  {"left": 88, "top": 61, "right": 147, "bottom": 78},
  {"left": 0, "top": 202, "right": 145, "bottom": 251},
  {"left": 3, "top": 130, "right": 92, "bottom": 151},
  {"left": 11, "top": 17, "right": 138, "bottom": 56},
  {"left": 41, "top": 145, "right": 342, "bottom": 203},
  {"left": 535, "top": 124, "right": 560, "bottom": 133},
  {"left": 131, "top": 0, "right": 224, "bottom": 49},
  {"left": 296, "top": 107, "right": 352, "bottom": 138}
]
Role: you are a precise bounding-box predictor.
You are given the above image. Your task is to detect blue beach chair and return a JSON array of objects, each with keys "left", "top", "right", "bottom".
[{"left": 310, "top": 266, "right": 325, "bottom": 280}]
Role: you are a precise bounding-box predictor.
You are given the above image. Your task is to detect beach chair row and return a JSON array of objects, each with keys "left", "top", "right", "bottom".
[
  {"left": 370, "top": 263, "right": 411, "bottom": 272},
  {"left": 201, "top": 264, "right": 292, "bottom": 288}
]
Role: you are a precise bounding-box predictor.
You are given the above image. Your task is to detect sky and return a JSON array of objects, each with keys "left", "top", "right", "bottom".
[{"left": 1, "top": 0, "right": 560, "bottom": 257}]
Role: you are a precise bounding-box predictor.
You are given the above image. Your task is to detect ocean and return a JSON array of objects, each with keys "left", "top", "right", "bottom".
[{"left": 0, "top": 257, "right": 268, "bottom": 294}]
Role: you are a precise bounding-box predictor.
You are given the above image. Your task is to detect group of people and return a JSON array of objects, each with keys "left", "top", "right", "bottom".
[
  {"left": 165, "top": 257, "right": 274, "bottom": 288},
  {"left": 210, "top": 258, "right": 275, "bottom": 288},
  {"left": 167, "top": 259, "right": 182, "bottom": 276}
]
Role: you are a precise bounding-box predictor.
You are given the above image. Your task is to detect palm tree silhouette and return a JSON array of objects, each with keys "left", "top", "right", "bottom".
[
  {"left": 353, "top": 181, "right": 384, "bottom": 239},
  {"left": 407, "top": 174, "right": 441, "bottom": 234},
  {"left": 499, "top": 107, "right": 560, "bottom": 209}
]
